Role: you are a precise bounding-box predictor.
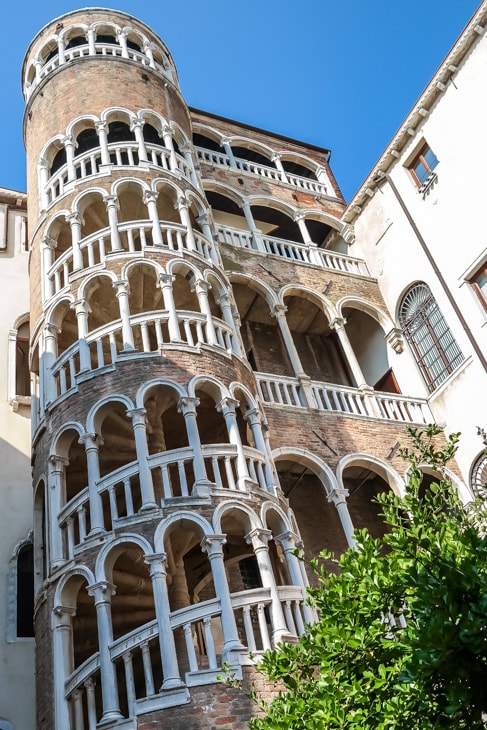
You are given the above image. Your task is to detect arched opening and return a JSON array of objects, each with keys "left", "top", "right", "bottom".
[
  {"left": 85, "top": 275, "right": 120, "bottom": 334},
  {"left": 79, "top": 192, "right": 109, "bottom": 241},
  {"left": 344, "top": 306, "right": 399, "bottom": 392},
  {"left": 15, "top": 320, "right": 30, "bottom": 397},
  {"left": 16, "top": 542, "right": 34, "bottom": 638},
  {"left": 33, "top": 481, "right": 47, "bottom": 588},
  {"left": 343, "top": 462, "right": 394, "bottom": 540},
  {"left": 143, "top": 384, "right": 189, "bottom": 499},
  {"left": 276, "top": 458, "right": 348, "bottom": 581},
  {"left": 193, "top": 132, "right": 223, "bottom": 153},
  {"left": 281, "top": 157, "right": 318, "bottom": 181},
  {"left": 284, "top": 293, "right": 352, "bottom": 384},
  {"left": 250, "top": 204, "right": 301, "bottom": 242},
  {"left": 231, "top": 144, "right": 274, "bottom": 168},
  {"left": 232, "top": 283, "right": 291, "bottom": 375},
  {"left": 98, "top": 402, "right": 137, "bottom": 479}
]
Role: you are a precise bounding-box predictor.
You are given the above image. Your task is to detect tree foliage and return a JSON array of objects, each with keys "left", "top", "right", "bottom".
[{"left": 241, "top": 426, "right": 487, "bottom": 729}]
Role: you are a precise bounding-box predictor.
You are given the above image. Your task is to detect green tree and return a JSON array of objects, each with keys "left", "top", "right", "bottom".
[{"left": 240, "top": 426, "right": 487, "bottom": 729}]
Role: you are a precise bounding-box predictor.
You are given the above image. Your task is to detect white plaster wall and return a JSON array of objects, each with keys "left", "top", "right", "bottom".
[
  {"left": 0, "top": 204, "right": 35, "bottom": 730},
  {"left": 352, "top": 29, "right": 487, "bottom": 486}
]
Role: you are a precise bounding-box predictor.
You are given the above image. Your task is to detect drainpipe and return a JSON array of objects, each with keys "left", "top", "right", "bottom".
[{"left": 375, "top": 172, "right": 487, "bottom": 374}]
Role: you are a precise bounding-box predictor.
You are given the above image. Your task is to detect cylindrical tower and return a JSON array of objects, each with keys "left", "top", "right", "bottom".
[{"left": 23, "top": 10, "right": 308, "bottom": 729}]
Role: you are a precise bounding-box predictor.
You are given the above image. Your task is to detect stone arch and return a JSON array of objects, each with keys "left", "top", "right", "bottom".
[
  {"left": 66, "top": 113, "right": 99, "bottom": 141},
  {"left": 95, "top": 534, "right": 154, "bottom": 583},
  {"left": 59, "top": 23, "right": 90, "bottom": 46},
  {"left": 154, "top": 511, "right": 213, "bottom": 550},
  {"left": 135, "top": 378, "right": 187, "bottom": 409},
  {"left": 86, "top": 394, "right": 135, "bottom": 434},
  {"left": 187, "top": 374, "right": 229, "bottom": 401},
  {"left": 49, "top": 421, "right": 85, "bottom": 459}
]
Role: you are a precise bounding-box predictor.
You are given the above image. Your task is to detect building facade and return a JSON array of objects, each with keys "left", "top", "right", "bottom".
[{"left": 0, "top": 5, "right": 485, "bottom": 730}]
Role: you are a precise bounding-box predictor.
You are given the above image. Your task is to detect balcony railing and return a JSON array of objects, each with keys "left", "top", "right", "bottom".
[
  {"left": 195, "top": 146, "right": 330, "bottom": 196},
  {"left": 57, "top": 443, "right": 270, "bottom": 560},
  {"left": 45, "top": 141, "right": 192, "bottom": 206},
  {"left": 256, "top": 372, "right": 433, "bottom": 424},
  {"left": 216, "top": 224, "right": 369, "bottom": 276},
  {"left": 46, "top": 220, "right": 216, "bottom": 300},
  {"left": 64, "top": 584, "right": 306, "bottom": 727},
  {"left": 26, "top": 42, "right": 172, "bottom": 100},
  {"left": 51, "top": 309, "right": 236, "bottom": 401}
]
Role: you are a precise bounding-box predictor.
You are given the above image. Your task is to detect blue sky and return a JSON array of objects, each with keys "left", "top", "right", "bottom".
[{"left": 1, "top": 1, "right": 480, "bottom": 201}]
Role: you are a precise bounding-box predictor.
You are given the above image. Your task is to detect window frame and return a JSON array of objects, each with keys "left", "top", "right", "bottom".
[
  {"left": 399, "top": 283, "right": 464, "bottom": 392},
  {"left": 407, "top": 143, "right": 438, "bottom": 189},
  {"left": 470, "top": 262, "right": 487, "bottom": 313}
]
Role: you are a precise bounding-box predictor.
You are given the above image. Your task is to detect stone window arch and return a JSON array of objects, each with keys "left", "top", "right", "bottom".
[
  {"left": 7, "top": 536, "right": 34, "bottom": 641},
  {"left": 399, "top": 282, "right": 464, "bottom": 391},
  {"left": 471, "top": 451, "right": 487, "bottom": 498},
  {"left": 8, "top": 314, "right": 30, "bottom": 410}
]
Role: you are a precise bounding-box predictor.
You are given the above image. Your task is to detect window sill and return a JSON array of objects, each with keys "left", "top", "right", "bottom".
[{"left": 9, "top": 395, "right": 31, "bottom": 412}]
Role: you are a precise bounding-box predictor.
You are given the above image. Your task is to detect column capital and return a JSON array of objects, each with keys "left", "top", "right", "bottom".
[
  {"left": 66, "top": 211, "right": 82, "bottom": 226},
  {"left": 192, "top": 278, "right": 210, "bottom": 294},
  {"left": 158, "top": 272, "right": 175, "bottom": 286},
  {"left": 39, "top": 156, "right": 49, "bottom": 169},
  {"left": 63, "top": 134, "right": 75, "bottom": 148},
  {"left": 112, "top": 279, "right": 129, "bottom": 295},
  {"left": 219, "top": 137, "right": 232, "bottom": 147},
  {"left": 48, "top": 454, "right": 70, "bottom": 471},
  {"left": 104, "top": 194, "right": 119, "bottom": 210},
  {"left": 142, "top": 189, "right": 158, "bottom": 205},
  {"left": 53, "top": 604, "right": 76, "bottom": 619},
  {"left": 330, "top": 316, "right": 347, "bottom": 330},
  {"left": 270, "top": 303, "right": 288, "bottom": 319},
  {"left": 177, "top": 396, "right": 200, "bottom": 415},
  {"left": 385, "top": 327, "right": 404, "bottom": 353},
  {"left": 41, "top": 234, "right": 57, "bottom": 249},
  {"left": 328, "top": 487, "right": 350, "bottom": 505},
  {"left": 273, "top": 530, "right": 301, "bottom": 551},
  {"left": 242, "top": 406, "right": 260, "bottom": 426},
  {"left": 342, "top": 224, "right": 355, "bottom": 244},
  {"left": 95, "top": 119, "right": 108, "bottom": 132},
  {"left": 70, "top": 298, "right": 91, "bottom": 315},
  {"left": 216, "top": 396, "right": 240, "bottom": 415},
  {"left": 117, "top": 28, "right": 128, "bottom": 40},
  {"left": 200, "top": 534, "right": 227, "bottom": 556},
  {"left": 144, "top": 552, "right": 168, "bottom": 578},
  {"left": 87, "top": 581, "right": 116, "bottom": 604},
  {"left": 126, "top": 407, "right": 147, "bottom": 425},
  {"left": 293, "top": 211, "right": 306, "bottom": 223},
  {"left": 271, "top": 152, "right": 282, "bottom": 162},
  {"left": 45, "top": 322, "right": 61, "bottom": 337},
  {"left": 245, "top": 527, "right": 272, "bottom": 549},
  {"left": 176, "top": 195, "right": 188, "bottom": 211},
  {"left": 79, "top": 432, "right": 101, "bottom": 448}
]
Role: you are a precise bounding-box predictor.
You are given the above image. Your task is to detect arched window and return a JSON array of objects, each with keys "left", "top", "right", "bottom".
[
  {"left": 471, "top": 452, "right": 487, "bottom": 498},
  {"left": 8, "top": 315, "right": 31, "bottom": 410},
  {"left": 7, "top": 539, "right": 34, "bottom": 641},
  {"left": 399, "top": 283, "right": 464, "bottom": 391}
]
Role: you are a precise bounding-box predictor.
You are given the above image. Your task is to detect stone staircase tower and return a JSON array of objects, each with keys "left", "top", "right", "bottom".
[{"left": 23, "top": 10, "right": 309, "bottom": 729}]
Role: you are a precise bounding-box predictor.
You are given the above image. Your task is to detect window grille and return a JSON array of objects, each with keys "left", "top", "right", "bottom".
[
  {"left": 471, "top": 452, "right": 487, "bottom": 497},
  {"left": 399, "top": 283, "right": 464, "bottom": 391}
]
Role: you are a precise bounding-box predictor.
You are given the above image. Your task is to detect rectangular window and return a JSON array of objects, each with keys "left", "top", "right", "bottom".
[
  {"left": 471, "top": 264, "right": 487, "bottom": 312},
  {"left": 408, "top": 144, "right": 438, "bottom": 188}
]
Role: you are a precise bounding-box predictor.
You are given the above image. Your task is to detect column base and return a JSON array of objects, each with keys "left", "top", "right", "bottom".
[
  {"left": 191, "top": 480, "right": 214, "bottom": 498},
  {"left": 99, "top": 709, "right": 124, "bottom": 724},
  {"left": 139, "top": 501, "right": 159, "bottom": 512}
]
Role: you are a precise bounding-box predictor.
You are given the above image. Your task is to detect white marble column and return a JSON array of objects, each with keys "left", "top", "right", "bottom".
[
  {"left": 201, "top": 536, "right": 244, "bottom": 658},
  {"left": 180, "top": 141, "right": 199, "bottom": 185},
  {"left": 52, "top": 606, "right": 76, "bottom": 730},
  {"left": 48, "top": 456, "right": 69, "bottom": 568},
  {"left": 144, "top": 553, "right": 185, "bottom": 689},
  {"left": 216, "top": 292, "right": 243, "bottom": 356},
  {"left": 294, "top": 212, "right": 313, "bottom": 245},
  {"left": 329, "top": 487, "right": 356, "bottom": 548},
  {"left": 43, "top": 323, "right": 60, "bottom": 406},
  {"left": 95, "top": 121, "right": 111, "bottom": 167},
  {"left": 193, "top": 279, "right": 218, "bottom": 345},
  {"left": 158, "top": 273, "right": 182, "bottom": 342},
  {"left": 116, "top": 29, "right": 129, "bottom": 58},
  {"left": 87, "top": 28, "right": 96, "bottom": 55},
  {"left": 162, "top": 125, "right": 177, "bottom": 171},
  {"left": 131, "top": 117, "right": 148, "bottom": 162},
  {"left": 177, "top": 397, "right": 211, "bottom": 493},
  {"left": 64, "top": 135, "right": 76, "bottom": 182},
  {"left": 220, "top": 137, "right": 237, "bottom": 167},
  {"left": 274, "top": 530, "right": 315, "bottom": 625},
  {"left": 243, "top": 408, "right": 277, "bottom": 493},
  {"left": 271, "top": 152, "right": 287, "bottom": 182},
  {"left": 216, "top": 397, "right": 251, "bottom": 490},
  {"left": 270, "top": 304, "right": 305, "bottom": 378},
  {"left": 113, "top": 280, "right": 134, "bottom": 350},
  {"left": 87, "top": 582, "right": 123, "bottom": 723},
  {"left": 331, "top": 317, "right": 368, "bottom": 390},
  {"left": 246, "top": 528, "right": 292, "bottom": 643},
  {"left": 67, "top": 212, "right": 83, "bottom": 271},
  {"left": 143, "top": 190, "right": 163, "bottom": 245},
  {"left": 127, "top": 408, "right": 158, "bottom": 510},
  {"left": 104, "top": 195, "right": 122, "bottom": 251},
  {"left": 240, "top": 200, "right": 265, "bottom": 251},
  {"left": 39, "top": 158, "right": 50, "bottom": 211},
  {"left": 71, "top": 298, "right": 91, "bottom": 372},
  {"left": 177, "top": 197, "right": 197, "bottom": 251},
  {"left": 79, "top": 433, "right": 106, "bottom": 535},
  {"left": 41, "top": 235, "right": 56, "bottom": 300}
]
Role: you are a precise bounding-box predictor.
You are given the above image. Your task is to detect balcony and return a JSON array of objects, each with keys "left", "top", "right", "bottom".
[
  {"left": 256, "top": 372, "right": 433, "bottom": 424},
  {"left": 216, "top": 224, "right": 369, "bottom": 276},
  {"left": 195, "top": 146, "right": 331, "bottom": 196},
  {"left": 44, "top": 141, "right": 193, "bottom": 207},
  {"left": 63, "top": 584, "right": 306, "bottom": 726}
]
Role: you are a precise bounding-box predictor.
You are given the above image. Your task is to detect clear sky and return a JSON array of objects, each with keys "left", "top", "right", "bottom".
[{"left": 1, "top": 1, "right": 481, "bottom": 201}]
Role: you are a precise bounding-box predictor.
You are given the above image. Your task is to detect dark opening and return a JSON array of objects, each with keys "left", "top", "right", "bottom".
[
  {"left": 17, "top": 543, "right": 34, "bottom": 637},
  {"left": 193, "top": 133, "right": 222, "bottom": 152}
]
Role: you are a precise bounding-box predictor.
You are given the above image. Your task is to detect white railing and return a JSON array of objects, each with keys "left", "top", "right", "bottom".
[
  {"left": 256, "top": 373, "right": 433, "bottom": 424},
  {"left": 195, "top": 146, "right": 329, "bottom": 195},
  {"left": 64, "top": 583, "right": 306, "bottom": 725},
  {"left": 46, "top": 220, "right": 216, "bottom": 299},
  {"left": 51, "top": 309, "right": 234, "bottom": 401},
  {"left": 26, "top": 42, "right": 170, "bottom": 100},
  {"left": 215, "top": 225, "right": 369, "bottom": 276},
  {"left": 45, "top": 141, "right": 191, "bottom": 206},
  {"left": 57, "top": 444, "right": 270, "bottom": 559}
]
